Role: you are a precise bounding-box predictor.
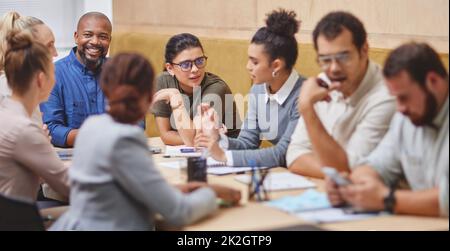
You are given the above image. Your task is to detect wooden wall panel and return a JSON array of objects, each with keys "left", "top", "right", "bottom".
[{"left": 113, "top": 0, "right": 448, "bottom": 52}]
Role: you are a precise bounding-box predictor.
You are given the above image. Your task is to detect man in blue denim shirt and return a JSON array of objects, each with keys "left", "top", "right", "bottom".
[{"left": 40, "top": 12, "right": 112, "bottom": 147}]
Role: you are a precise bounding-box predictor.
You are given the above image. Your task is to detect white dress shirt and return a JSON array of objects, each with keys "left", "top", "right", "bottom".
[{"left": 286, "top": 61, "right": 396, "bottom": 168}]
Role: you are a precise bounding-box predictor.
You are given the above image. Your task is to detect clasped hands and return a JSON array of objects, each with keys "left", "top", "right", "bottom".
[{"left": 153, "top": 88, "right": 227, "bottom": 162}]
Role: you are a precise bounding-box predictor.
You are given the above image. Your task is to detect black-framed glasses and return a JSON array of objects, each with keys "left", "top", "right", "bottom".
[
  {"left": 317, "top": 51, "right": 351, "bottom": 70},
  {"left": 171, "top": 56, "right": 208, "bottom": 72}
]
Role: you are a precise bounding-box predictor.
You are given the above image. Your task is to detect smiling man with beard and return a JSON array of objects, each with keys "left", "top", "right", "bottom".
[
  {"left": 40, "top": 12, "right": 112, "bottom": 147},
  {"left": 286, "top": 11, "right": 397, "bottom": 178}
]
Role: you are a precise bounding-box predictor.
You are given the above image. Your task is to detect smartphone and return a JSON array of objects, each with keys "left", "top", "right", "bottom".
[
  {"left": 317, "top": 74, "right": 331, "bottom": 89},
  {"left": 322, "top": 167, "right": 352, "bottom": 186},
  {"left": 317, "top": 78, "right": 329, "bottom": 89}
]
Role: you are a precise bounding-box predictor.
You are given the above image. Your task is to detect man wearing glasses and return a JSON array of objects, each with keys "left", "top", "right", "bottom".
[{"left": 286, "top": 11, "right": 396, "bottom": 178}]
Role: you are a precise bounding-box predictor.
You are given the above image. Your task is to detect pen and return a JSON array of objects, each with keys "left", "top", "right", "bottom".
[{"left": 180, "top": 148, "right": 196, "bottom": 153}]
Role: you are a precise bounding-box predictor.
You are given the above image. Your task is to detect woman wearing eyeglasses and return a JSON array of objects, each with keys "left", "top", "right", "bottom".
[{"left": 152, "top": 33, "right": 240, "bottom": 146}]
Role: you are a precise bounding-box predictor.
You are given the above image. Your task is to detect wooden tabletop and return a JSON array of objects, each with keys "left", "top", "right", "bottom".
[
  {"left": 40, "top": 137, "right": 449, "bottom": 231},
  {"left": 148, "top": 137, "right": 449, "bottom": 231}
]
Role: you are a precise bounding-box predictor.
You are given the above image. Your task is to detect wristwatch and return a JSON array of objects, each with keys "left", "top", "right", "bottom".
[{"left": 383, "top": 185, "right": 397, "bottom": 214}]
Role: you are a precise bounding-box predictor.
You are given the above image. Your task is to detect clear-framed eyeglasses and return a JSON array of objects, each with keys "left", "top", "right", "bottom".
[{"left": 317, "top": 51, "right": 352, "bottom": 70}]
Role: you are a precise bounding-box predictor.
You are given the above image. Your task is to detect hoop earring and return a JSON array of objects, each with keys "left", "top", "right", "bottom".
[{"left": 272, "top": 71, "right": 278, "bottom": 78}]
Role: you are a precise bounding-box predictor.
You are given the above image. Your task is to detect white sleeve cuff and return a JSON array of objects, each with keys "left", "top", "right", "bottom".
[
  {"left": 225, "top": 150, "right": 234, "bottom": 166},
  {"left": 218, "top": 133, "right": 229, "bottom": 150}
]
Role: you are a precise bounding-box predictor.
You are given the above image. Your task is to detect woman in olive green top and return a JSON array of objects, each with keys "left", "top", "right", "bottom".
[{"left": 152, "top": 33, "right": 240, "bottom": 146}]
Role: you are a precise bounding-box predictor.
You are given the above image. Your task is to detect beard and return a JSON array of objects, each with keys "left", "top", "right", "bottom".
[
  {"left": 408, "top": 87, "right": 438, "bottom": 126},
  {"left": 77, "top": 44, "right": 106, "bottom": 71}
]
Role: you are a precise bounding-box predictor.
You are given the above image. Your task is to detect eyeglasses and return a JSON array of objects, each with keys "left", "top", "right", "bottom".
[
  {"left": 171, "top": 56, "right": 208, "bottom": 72},
  {"left": 317, "top": 51, "right": 352, "bottom": 70}
]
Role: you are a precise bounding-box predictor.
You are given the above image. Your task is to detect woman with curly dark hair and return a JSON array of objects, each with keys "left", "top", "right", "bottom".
[{"left": 196, "top": 9, "right": 305, "bottom": 168}]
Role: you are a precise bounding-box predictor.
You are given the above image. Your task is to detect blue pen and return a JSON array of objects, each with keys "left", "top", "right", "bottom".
[{"left": 180, "top": 148, "right": 196, "bottom": 153}]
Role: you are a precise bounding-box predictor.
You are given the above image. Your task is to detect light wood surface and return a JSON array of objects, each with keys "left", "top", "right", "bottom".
[
  {"left": 148, "top": 137, "right": 449, "bottom": 231},
  {"left": 40, "top": 137, "right": 449, "bottom": 231}
]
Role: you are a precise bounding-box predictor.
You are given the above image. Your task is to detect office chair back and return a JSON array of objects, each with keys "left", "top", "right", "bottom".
[{"left": 0, "top": 193, "right": 45, "bottom": 231}]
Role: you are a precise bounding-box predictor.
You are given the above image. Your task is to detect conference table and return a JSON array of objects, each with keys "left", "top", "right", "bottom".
[{"left": 41, "top": 137, "right": 449, "bottom": 231}]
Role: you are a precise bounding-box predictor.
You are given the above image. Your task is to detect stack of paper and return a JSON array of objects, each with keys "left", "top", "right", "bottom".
[
  {"left": 207, "top": 166, "right": 270, "bottom": 175},
  {"left": 295, "top": 208, "right": 378, "bottom": 223},
  {"left": 158, "top": 160, "right": 271, "bottom": 175},
  {"left": 234, "top": 172, "right": 317, "bottom": 191}
]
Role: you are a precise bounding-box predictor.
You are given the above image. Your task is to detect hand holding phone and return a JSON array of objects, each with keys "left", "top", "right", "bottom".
[
  {"left": 317, "top": 73, "right": 331, "bottom": 89},
  {"left": 322, "top": 167, "right": 352, "bottom": 186},
  {"left": 317, "top": 78, "right": 329, "bottom": 89}
]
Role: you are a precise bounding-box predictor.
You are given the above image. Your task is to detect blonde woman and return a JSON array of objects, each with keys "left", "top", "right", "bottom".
[{"left": 0, "top": 11, "right": 57, "bottom": 125}]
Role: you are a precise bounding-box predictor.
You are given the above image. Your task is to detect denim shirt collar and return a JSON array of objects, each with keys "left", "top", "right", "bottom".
[{"left": 68, "top": 47, "right": 103, "bottom": 77}]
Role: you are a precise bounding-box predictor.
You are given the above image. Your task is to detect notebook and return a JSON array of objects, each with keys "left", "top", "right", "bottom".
[
  {"left": 158, "top": 159, "right": 271, "bottom": 175},
  {"left": 206, "top": 157, "right": 272, "bottom": 175},
  {"left": 207, "top": 166, "right": 271, "bottom": 175},
  {"left": 234, "top": 172, "right": 317, "bottom": 191},
  {"left": 158, "top": 157, "right": 224, "bottom": 168}
]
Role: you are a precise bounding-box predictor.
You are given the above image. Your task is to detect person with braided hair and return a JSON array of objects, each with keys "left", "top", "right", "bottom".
[{"left": 195, "top": 9, "right": 305, "bottom": 168}]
